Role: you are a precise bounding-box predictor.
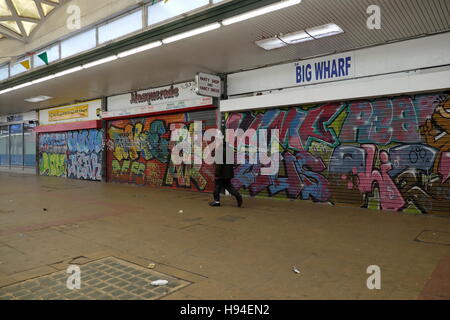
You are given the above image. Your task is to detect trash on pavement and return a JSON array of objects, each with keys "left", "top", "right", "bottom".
[
  {"left": 151, "top": 280, "right": 168, "bottom": 286},
  {"left": 147, "top": 263, "right": 156, "bottom": 269}
]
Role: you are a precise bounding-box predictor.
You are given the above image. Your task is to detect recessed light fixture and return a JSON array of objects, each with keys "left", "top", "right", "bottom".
[
  {"left": 306, "top": 23, "right": 344, "bottom": 39},
  {"left": 24, "top": 95, "right": 53, "bottom": 103},
  {"left": 255, "top": 23, "right": 344, "bottom": 50},
  {"left": 255, "top": 37, "right": 287, "bottom": 50},
  {"left": 280, "top": 30, "right": 313, "bottom": 44},
  {"left": 222, "top": 0, "right": 302, "bottom": 26}
]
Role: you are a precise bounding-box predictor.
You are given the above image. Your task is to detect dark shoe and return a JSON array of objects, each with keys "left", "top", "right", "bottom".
[
  {"left": 236, "top": 195, "right": 243, "bottom": 208},
  {"left": 209, "top": 201, "right": 221, "bottom": 207}
]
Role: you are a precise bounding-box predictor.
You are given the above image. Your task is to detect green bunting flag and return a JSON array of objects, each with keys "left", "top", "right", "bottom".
[{"left": 38, "top": 52, "right": 49, "bottom": 65}]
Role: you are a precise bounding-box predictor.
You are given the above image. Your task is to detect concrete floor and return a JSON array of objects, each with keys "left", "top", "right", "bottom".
[{"left": 0, "top": 171, "right": 449, "bottom": 300}]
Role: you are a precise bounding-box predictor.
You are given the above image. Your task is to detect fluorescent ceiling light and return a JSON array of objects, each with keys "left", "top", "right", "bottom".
[
  {"left": 118, "top": 41, "right": 163, "bottom": 58},
  {"left": 255, "top": 37, "right": 287, "bottom": 50},
  {"left": 24, "top": 95, "right": 52, "bottom": 103},
  {"left": 54, "top": 66, "right": 83, "bottom": 78},
  {"left": 280, "top": 30, "right": 313, "bottom": 44},
  {"left": 222, "top": 0, "right": 301, "bottom": 26},
  {"left": 306, "top": 23, "right": 344, "bottom": 39},
  {"left": 0, "top": 88, "right": 15, "bottom": 95},
  {"left": 162, "top": 23, "right": 221, "bottom": 44},
  {"left": 83, "top": 55, "right": 118, "bottom": 69},
  {"left": 32, "top": 74, "right": 56, "bottom": 84},
  {"left": 13, "top": 82, "right": 33, "bottom": 90},
  {"left": 256, "top": 23, "right": 344, "bottom": 50}
]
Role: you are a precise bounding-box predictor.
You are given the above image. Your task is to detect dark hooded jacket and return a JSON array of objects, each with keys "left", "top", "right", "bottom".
[{"left": 215, "top": 144, "right": 235, "bottom": 179}]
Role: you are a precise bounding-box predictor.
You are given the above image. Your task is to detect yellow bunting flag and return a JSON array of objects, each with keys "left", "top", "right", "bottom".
[{"left": 20, "top": 59, "right": 31, "bottom": 70}]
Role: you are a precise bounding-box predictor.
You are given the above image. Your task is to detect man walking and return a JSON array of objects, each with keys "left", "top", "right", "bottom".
[{"left": 209, "top": 146, "right": 243, "bottom": 207}]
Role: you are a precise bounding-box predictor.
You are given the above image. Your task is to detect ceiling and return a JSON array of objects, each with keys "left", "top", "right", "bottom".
[
  {"left": 0, "top": 0, "right": 65, "bottom": 42},
  {"left": 0, "top": 0, "right": 449, "bottom": 114}
]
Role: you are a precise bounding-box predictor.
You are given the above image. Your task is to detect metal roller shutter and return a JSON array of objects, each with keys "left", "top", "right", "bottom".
[
  {"left": 226, "top": 91, "right": 450, "bottom": 215},
  {"left": 106, "top": 108, "right": 217, "bottom": 193}
]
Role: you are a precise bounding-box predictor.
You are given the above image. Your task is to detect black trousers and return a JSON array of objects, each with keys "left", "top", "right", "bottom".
[{"left": 213, "top": 178, "right": 241, "bottom": 202}]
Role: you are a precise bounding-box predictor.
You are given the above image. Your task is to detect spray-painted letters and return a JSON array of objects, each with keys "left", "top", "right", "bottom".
[{"left": 226, "top": 93, "right": 450, "bottom": 214}]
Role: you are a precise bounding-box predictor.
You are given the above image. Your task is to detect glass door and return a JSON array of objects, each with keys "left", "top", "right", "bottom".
[
  {"left": 24, "top": 124, "right": 36, "bottom": 167},
  {"left": 0, "top": 126, "right": 8, "bottom": 166},
  {"left": 10, "top": 124, "right": 23, "bottom": 167}
]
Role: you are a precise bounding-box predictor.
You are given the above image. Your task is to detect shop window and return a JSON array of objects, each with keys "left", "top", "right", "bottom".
[
  {"left": 24, "top": 124, "right": 36, "bottom": 167},
  {"left": 99, "top": 10, "right": 143, "bottom": 44},
  {"left": 0, "top": 126, "right": 8, "bottom": 166},
  {"left": 0, "top": 64, "right": 8, "bottom": 81},
  {"left": 9, "top": 124, "right": 23, "bottom": 166},
  {"left": 61, "top": 28, "right": 96, "bottom": 59},
  {"left": 34, "top": 44, "right": 60, "bottom": 68},
  {"left": 148, "top": 0, "right": 209, "bottom": 26}
]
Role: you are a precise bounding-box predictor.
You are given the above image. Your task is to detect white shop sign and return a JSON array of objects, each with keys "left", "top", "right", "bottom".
[
  {"left": 228, "top": 33, "right": 450, "bottom": 96},
  {"left": 294, "top": 53, "right": 354, "bottom": 85},
  {"left": 227, "top": 53, "right": 354, "bottom": 96},
  {"left": 107, "top": 81, "right": 202, "bottom": 111},
  {"left": 102, "top": 96, "right": 213, "bottom": 119},
  {"left": 0, "top": 111, "right": 37, "bottom": 124},
  {"left": 195, "top": 72, "right": 221, "bottom": 98}
]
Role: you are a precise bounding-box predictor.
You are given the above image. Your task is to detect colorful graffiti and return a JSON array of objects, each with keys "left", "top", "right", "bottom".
[
  {"left": 67, "top": 129, "right": 103, "bottom": 181},
  {"left": 39, "top": 133, "right": 67, "bottom": 177},
  {"left": 226, "top": 93, "right": 450, "bottom": 214},
  {"left": 106, "top": 111, "right": 215, "bottom": 192},
  {"left": 38, "top": 129, "right": 103, "bottom": 181}
]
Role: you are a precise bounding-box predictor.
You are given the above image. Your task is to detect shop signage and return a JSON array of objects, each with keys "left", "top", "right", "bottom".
[
  {"left": 130, "top": 85, "right": 180, "bottom": 105},
  {"left": 195, "top": 73, "right": 221, "bottom": 98},
  {"left": 227, "top": 52, "right": 356, "bottom": 96},
  {"left": 48, "top": 104, "right": 89, "bottom": 122},
  {"left": 295, "top": 54, "right": 354, "bottom": 85},
  {"left": 102, "top": 96, "right": 213, "bottom": 119},
  {"left": 7, "top": 115, "right": 24, "bottom": 122},
  {"left": 108, "top": 82, "right": 200, "bottom": 112},
  {"left": 39, "top": 100, "right": 101, "bottom": 125}
]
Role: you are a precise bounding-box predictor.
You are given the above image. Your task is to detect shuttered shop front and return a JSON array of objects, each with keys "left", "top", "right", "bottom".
[
  {"left": 225, "top": 91, "right": 450, "bottom": 215},
  {"left": 36, "top": 100, "right": 103, "bottom": 181},
  {"left": 105, "top": 82, "right": 217, "bottom": 193}
]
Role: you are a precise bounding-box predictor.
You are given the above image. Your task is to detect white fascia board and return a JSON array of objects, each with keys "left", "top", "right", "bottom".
[
  {"left": 227, "top": 32, "right": 450, "bottom": 96},
  {"left": 220, "top": 66, "right": 450, "bottom": 112}
]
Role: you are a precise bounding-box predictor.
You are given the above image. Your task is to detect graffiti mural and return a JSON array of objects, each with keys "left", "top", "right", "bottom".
[
  {"left": 226, "top": 92, "right": 450, "bottom": 214},
  {"left": 106, "top": 111, "right": 216, "bottom": 193},
  {"left": 39, "top": 133, "right": 67, "bottom": 177},
  {"left": 38, "top": 129, "right": 103, "bottom": 181},
  {"left": 67, "top": 129, "right": 103, "bottom": 181}
]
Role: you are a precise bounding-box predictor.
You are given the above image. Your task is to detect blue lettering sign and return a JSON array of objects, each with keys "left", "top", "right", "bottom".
[{"left": 298, "top": 56, "right": 352, "bottom": 84}]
